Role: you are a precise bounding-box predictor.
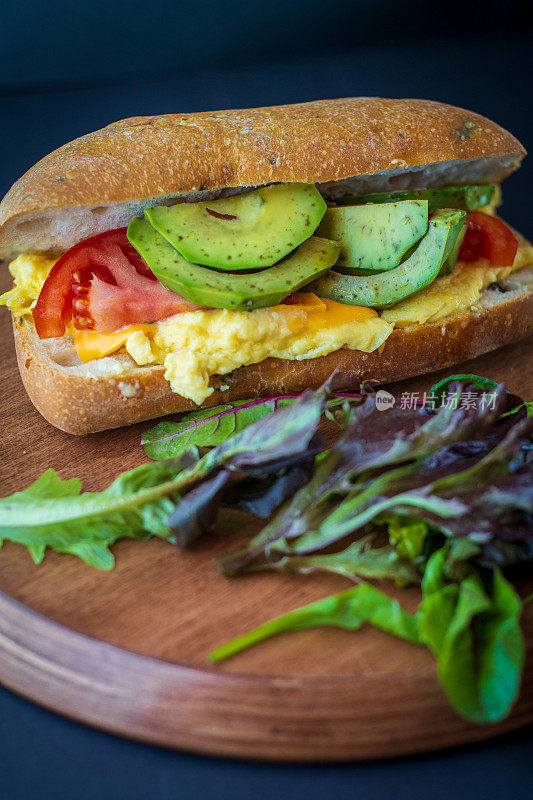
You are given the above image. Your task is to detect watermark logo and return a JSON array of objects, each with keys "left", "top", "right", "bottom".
[
  {"left": 375, "top": 389, "right": 396, "bottom": 411},
  {"left": 374, "top": 389, "right": 499, "bottom": 411}
]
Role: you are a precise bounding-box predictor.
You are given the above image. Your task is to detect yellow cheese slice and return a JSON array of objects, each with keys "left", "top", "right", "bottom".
[
  {"left": 73, "top": 325, "right": 154, "bottom": 362},
  {"left": 275, "top": 292, "right": 327, "bottom": 312},
  {"left": 304, "top": 297, "right": 379, "bottom": 328}
]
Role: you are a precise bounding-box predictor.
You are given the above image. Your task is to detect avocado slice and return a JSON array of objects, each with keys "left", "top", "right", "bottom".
[
  {"left": 145, "top": 183, "right": 327, "bottom": 271},
  {"left": 127, "top": 218, "right": 340, "bottom": 311},
  {"left": 337, "top": 184, "right": 495, "bottom": 213},
  {"left": 439, "top": 218, "right": 466, "bottom": 276},
  {"left": 316, "top": 200, "right": 428, "bottom": 274},
  {"left": 309, "top": 209, "right": 466, "bottom": 309}
]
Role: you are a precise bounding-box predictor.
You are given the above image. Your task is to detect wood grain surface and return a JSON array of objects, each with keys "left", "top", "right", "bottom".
[{"left": 0, "top": 266, "right": 532, "bottom": 761}]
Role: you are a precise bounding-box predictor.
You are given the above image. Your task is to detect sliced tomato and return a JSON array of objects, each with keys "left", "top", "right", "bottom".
[
  {"left": 458, "top": 211, "right": 518, "bottom": 267},
  {"left": 33, "top": 228, "right": 200, "bottom": 338}
]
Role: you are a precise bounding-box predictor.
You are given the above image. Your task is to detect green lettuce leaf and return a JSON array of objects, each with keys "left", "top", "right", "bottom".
[
  {"left": 0, "top": 456, "right": 200, "bottom": 569},
  {"left": 210, "top": 544, "right": 525, "bottom": 724},
  {"left": 0, "top": 385, "right": 328, "bottom": 567},
  {"left": 429, "top": 373, "right": 499, "bottom": 407},
  {"left": 209, "top": 582, "right": 422, "bottom": 662},
  {"left": 142, "top": 397, "right": 297, "bottom": 459},
  {"left": 418, "top": 550, "right": 524, "bottom": 723},
  {"left": 383, "top": 515, "right": 429, "bottom": 560},
  {"left": 142, "top": 392, "right": 363, "bottom": 460}
]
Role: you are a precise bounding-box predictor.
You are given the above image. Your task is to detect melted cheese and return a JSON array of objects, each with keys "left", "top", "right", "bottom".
[{"left": 73, "top": 325, "right": 154, "bottom": 361}]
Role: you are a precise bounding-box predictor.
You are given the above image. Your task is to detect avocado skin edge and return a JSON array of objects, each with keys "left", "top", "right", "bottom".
[
  {"left": 336, "top": 184, "right": 495, "bottom": 213},
  {"left": 127, "top": 217, "right": 340, "bottom": 310},
  {"left": 309, "top": 209, "right": 466, "bottom": 309}
]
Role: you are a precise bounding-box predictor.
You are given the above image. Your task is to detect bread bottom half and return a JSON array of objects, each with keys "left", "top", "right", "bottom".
[{"left": 12, "top": 264, "right": 533, "bottom": 434}]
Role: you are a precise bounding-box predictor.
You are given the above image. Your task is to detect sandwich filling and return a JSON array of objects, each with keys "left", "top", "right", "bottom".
[{"left": 2, "top": 182, "right": 531, "bottom": 404}]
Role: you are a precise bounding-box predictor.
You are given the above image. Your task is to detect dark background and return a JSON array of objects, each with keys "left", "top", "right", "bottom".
[
  {"left": 1, "top": 2, "right": 532, "bottom": 798},
  {"left": 1, "top": 0, "right": 533, "bottom": 233}
]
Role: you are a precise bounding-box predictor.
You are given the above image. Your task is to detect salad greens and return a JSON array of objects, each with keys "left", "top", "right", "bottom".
[
  {"left": 418, "top": 549, "right": 524, "bottom": 723},
  {"left": 260, "top": 535, "right": 420, "bottom": 585},
  {"left": 210, "top": 548, "right": 525, "bottom": 723},
  {"left": 142, "top": 398, "right": 297, "bottom": 459},
  {"left": 429, "top": 373, "right": 500, "bottom": 407},
  {"left": 0, "top": 388, "right": 327, "bottom": 566},
  {"left": 0, "top": 372, "right": 531, "bottom": 725},
  {"left": 142, "top": 391, "right": 362, "bottom": 460},
  {"left": 209, "top": 582, "right": 423, "bottom": 663},
  {"left": 165, "top": 386, "right": 328, "bottom": 544},
  {"left": 0, "top": 456, "right": 197, "bottom": 569},
  {"left": 207, "top": 376, "right": 531, "bottom": 724},
  {"left": 217, "top": 381, "right": 530, "bottom": 575}
]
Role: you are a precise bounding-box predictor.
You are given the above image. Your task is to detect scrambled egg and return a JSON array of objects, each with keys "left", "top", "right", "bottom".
[
  {"left": 382, "top": 244, "right": 533, "bottom": 327},
  {"left": 0, "top": 254, "right": 55, "bottom": 314},
  {"left": 124, "top": 301, "right": 391, "bottom": 403},
  {"left": 2, "top": 236, "right": 531, "bottom": 405}
]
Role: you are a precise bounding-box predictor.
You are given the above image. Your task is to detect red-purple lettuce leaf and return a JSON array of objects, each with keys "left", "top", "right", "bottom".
[
  {"left": 217, "top": 382, "right": 513, "bottom": 575},
  {"left": 167, "top": 388, "right": 328, "bottom": 545}
]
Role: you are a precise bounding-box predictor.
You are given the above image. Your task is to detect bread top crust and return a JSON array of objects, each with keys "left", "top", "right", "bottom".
[{"left": 0, "top": 98, "right": 525, "bottom": 232}]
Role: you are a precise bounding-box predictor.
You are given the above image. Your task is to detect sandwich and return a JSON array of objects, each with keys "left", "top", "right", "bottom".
[{"left": 0, "top": 97, "right": 532, "bottom": 434}]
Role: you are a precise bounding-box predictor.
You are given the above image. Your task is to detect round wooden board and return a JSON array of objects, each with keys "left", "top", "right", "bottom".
[{"left": 0, "top": 269, "right": 532, "bottom": 761}]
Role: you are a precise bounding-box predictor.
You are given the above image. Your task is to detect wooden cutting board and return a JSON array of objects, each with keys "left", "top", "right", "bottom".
[{"left": 0, "top": 268, "right": 532, "bottom": 761}]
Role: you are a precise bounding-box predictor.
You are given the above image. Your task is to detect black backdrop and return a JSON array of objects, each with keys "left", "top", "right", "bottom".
[
  {"left": 1, "top": 0, "right": 531, "bottom": 91},
  {"left": 1, "top": 3, "right": 532, "bottom": 799}
]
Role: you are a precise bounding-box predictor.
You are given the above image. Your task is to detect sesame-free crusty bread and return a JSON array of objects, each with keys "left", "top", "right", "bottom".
[
  {"left": 1, "top": 97, "right": 530, "bottom": 433},
  {"left": 13, "top": 264, "right": 533, "bottom": 434},
  {"left": 0, "top": 98, "right": 525, "bottom": 258}
]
